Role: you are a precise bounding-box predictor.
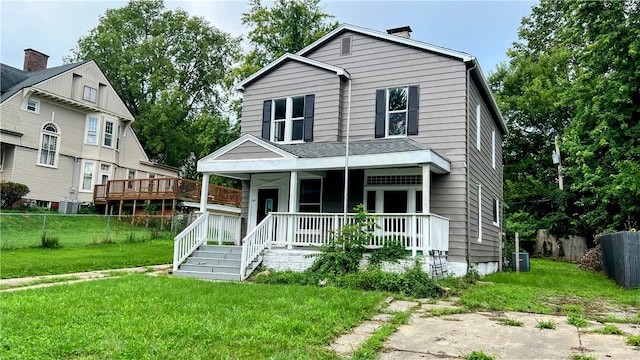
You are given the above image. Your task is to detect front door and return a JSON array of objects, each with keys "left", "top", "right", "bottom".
[{"left": 257, "top": 188, "right": 279, "bottom": 223}]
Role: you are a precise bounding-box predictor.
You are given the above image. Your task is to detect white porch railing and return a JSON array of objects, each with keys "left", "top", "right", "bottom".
[
  {"left": 239, "top": 214, "right": 274, "bottom": 281},
  {"left": 268, "top": 212, "right": 449, "bottom": 256},
  {"left": 173, "top": 213, "right": 241, "bottom": 272}
]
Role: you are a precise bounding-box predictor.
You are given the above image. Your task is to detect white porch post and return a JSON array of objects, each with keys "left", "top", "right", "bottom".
[
  {"left": 200, "top": 173, "right": 210, "bottom": 212},
  {"left": 422, "top": 164, "right": 431, "bottom": 253},
  {"left": 287, "top": 171, "right": 298, "bottom": 249}
]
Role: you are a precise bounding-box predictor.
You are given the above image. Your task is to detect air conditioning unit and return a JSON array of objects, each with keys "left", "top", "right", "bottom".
[{"left": 58, "top": 200, "right": 79, "bottom": 214}]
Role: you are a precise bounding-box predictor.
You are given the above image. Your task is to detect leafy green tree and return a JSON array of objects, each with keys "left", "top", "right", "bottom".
[
  {"left": 0, "top": 181, "right": 30, "bottom": 208},
  {"left": 235, "top": 0, "right": 338, "bottom": 82},
  {"left": 67, "top": 0, "right": 241, "bottom": 169},
  {"left": 493, "top": 0, "right": 640, "bottom": 238}
]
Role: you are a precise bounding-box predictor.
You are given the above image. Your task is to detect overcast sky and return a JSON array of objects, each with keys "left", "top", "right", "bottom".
[{"left": 0, "top": 0, "right": 537, "bottom": 76}]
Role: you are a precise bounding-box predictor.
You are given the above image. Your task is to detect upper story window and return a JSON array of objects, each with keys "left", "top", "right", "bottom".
[
  {"left": 38, "top": 122, "right": 59, "bottom": 167},
  {"left": 476, "top": 104, "right": 482, "bottom": 151},
  {"left": 26, "top": 99, "right": 39, "bottom": 113},
  {"left": 103, "top": 119, "right": 114, "bottom": 148},
  {"left": 83, "top": 85, "right": 97, "bottom": 103},
  {"left": 375, "top": 86, "right": 419, "bottom": 138},
  {"left": 261, "top": 95, "right": 315, "bottom": 143},
  {"left": 85, "top": 116, "right": 99, "bottom": 145},
  {"left": 492, "top": 130, "right": 496, "bottom": 169},
  {"left": 492, "top": 197, "right": 499, "bottom": 226}
]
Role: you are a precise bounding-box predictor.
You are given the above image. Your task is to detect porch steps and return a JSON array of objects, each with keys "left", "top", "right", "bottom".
[{"left": 173, "top": 245, "right": 245, "bottom": 281}]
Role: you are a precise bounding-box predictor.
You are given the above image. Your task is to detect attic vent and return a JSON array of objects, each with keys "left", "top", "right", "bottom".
[{"left": 340, "top": 36, "right": 352, "bottom": 56}]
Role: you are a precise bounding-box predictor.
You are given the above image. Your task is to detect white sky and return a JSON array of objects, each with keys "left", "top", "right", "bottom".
[{"left": 0, "top": 0, "right": 537, "bottom": 76}]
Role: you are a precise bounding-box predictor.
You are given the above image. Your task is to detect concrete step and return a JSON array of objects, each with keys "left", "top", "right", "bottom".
[
  {"left": 199, "top": 245, "right": 243, "bottom": 254},
  {"left": 179, "top": 263, "right": 240, "bottom": 273},
  {"left": 186, "top": 257, "right": 241, "bottom": 267},
  {"left": 192, "top": 250, "right": 242, "bottom": 261},
  {"left": 173, "top": 270, "right": 241, "bottom": 282}
]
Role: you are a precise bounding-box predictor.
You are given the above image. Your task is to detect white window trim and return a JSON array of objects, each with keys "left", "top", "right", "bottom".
[
  {"left": 80, "top": 160, "right": 95, "bottom": 192},
  {"left": 492, "top": 197, "right": 500, "bottom": 227},
  {"left": 99, "top": 163, "right": 112, "bottom": 184},
  {"left": 0, "top": 144, "right": 5, "bottom": 172},
  {"left": 476, "top": 104, "right": 481, "bottom": 151},
  {"left": 298, "top": 176, "right": 323, "bottom": 212},
  {"left": 25, "top": 99, "right": 40, "bottom": 113},
  {"left": 386, "top": 86, "right": 409, "bottom": 138},
  {"left": 271, "top": 96, "right": 305, "bottom": 144},
  {"left": 103, "top": 118, "right": 115, "bottom": 148},
  {"left": 37, "top": 122, "right": 60, "bottom": 168},
  {"left": 477, "top": 183, "right": 482, "bottom": 243},
  {"left": 492, "top": 130, "right": 496, "bottom": 169},
  {"left": 83, "top": 85, "right": 97, "bottom": 103},
  {"left": 85, "top": 115, "right": 100, "bottom": 145}
]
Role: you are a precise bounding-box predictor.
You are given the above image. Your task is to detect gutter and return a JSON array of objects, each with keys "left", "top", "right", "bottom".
[{"left": 465, "top": 61, "right": 477, "bottom": 274}]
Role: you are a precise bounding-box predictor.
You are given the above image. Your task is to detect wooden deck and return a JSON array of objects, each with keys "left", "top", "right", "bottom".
[{"left": 94, "top": 177, "right": 241, "bottom": 208}]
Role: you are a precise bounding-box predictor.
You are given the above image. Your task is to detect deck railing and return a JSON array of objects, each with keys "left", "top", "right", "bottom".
[
  {"left": 269, "top": 212, "right": 449, "bottom": 256},
  {"left": 94, "top": 177, "right": 241, "bottom": 207},
  {"left": 173, "top": 212, "right": 242, "bottom": 272}
]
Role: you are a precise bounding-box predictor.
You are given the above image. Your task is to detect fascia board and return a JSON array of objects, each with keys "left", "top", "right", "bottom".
[{"left": 198, "top": 134, "right": 296, "bottom": 163}]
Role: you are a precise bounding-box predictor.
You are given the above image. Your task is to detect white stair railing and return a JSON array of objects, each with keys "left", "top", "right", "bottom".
[
  {"left": 240, "top": 214, "right": 274, "bottom": 280},
  {"left": 173, "top": 213, "right": 242, "bottom": 272}
]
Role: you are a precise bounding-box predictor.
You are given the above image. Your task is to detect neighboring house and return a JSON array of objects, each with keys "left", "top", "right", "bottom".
[
  {"left": 173, "top": 24, "right": 507, "bottom": 281},
  {"left": 0, "top": 49, "right": 177, "bottom": 211}
]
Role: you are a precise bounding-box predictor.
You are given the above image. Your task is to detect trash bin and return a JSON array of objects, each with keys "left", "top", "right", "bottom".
[{"left": 511, "top": 252, "right": 530, "bottom": 272}]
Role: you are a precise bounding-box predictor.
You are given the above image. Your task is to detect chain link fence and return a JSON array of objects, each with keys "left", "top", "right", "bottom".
[{"left": 0, "top": 213, "right": 200, "bottom": 250}]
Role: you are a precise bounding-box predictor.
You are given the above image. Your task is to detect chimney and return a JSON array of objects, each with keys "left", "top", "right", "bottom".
[
  {"left": 23, "top": 48, "right": 49, "bottom": 72},
  {"left": 386, "top": 26, "right": 413, "bottom": 39}
]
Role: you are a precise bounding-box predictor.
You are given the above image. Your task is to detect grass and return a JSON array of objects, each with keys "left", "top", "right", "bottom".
[
  {"left": 351, "top": 311, "right": 410, "bottom": 359},
  {"left": 0, "top": 240, "right": 173, "bottom": 278},
  {"left": 0, "top": 275, "right": 80, "bottom": 290},
  {"left": 493, "top": 317, "right": 524, "bottom": 327},
  {"left": 459, "top": 259, "right": 640, "bottom": 320},
  {"left": 591, "top": 324, "right": 624, "bottom": 335},
  {"left": 423, "top": 307, "right": 469, "bottom": 317},
  {"left": 0, "top": 274, "right": 387, "bottom": 359},
  {"left": 462, "top": 350, "right": 496, "bottom": 360},
  {"left": 536, "top": 320, "right": 556, "bottom": 330},
  {"left": 567, "top": 313, "right": 590, "bottom": 327},
  {"left": 570, "top": 355, "right": 597, "bottom": 360},
  {"left": 626, "top": 335, "right": 640, "bottom": 347},
  {"left": 0, "top": 213, "right": 174, "bottom": 249}
]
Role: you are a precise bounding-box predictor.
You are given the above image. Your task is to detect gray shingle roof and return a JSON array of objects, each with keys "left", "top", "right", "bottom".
[
  {"left": 1, "top": 61, "right": 89, "bottom": 103},
  {"left": 272, "top": 138, "right": 427, "bottom": 158}
]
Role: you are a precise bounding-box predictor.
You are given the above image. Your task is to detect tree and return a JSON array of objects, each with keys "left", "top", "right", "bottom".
[
  {"left": 492, "top": 0, "right": 640, "bottom": 238},
  {"left": 234, "top": 0, "right": 338, "bottom": 82},
  {"left": 0, "top": 182, "right": 30, "bottom": 208},
  {"left": 67, "top": 0, "right": 241, "bottom": 169}
]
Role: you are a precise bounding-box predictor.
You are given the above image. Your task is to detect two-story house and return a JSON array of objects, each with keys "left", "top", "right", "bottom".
[
  {"left": 0, "top": 49, "right": 178, "bottom": 211},
  {"left": 173, "top": 24, "right": 507, "bottom": 281}
]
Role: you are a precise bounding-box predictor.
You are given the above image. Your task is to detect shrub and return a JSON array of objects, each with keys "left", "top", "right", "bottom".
[
  {"left": 578, "top": 244, "right": 602, "bottom": 272},
  {"left": 41, "top": 234, "right": 59, "bottom": 248},
  {"left": 0, "top": 181, "right": 30, "bottom": 208},
  {"left": 368, "top": 238, "right": 408, "bottom": 266}
]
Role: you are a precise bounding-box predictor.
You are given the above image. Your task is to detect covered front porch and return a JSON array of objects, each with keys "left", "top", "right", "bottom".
[{"left": 172, "top": 135, "right": 453, "bottom": 281}]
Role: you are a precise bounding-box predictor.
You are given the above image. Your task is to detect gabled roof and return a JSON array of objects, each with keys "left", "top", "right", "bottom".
[
  {"left": 1, "top": 61, "right": 89, "bottom": 103},
  {"left": 236, "top": 53, "right": 350, "bottom": 91},
  {"left": 273, "top": 137, "right": 430, "bottom": 158}
]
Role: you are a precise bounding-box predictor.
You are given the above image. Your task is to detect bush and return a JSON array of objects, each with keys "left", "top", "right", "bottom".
[
  {"left": 41, "top": 234, "right": 59, "bottom": 248},
  {"left": 368, "top": 238, "right": 408, "bottom": 266},
  {"left": 578, "top": 244, "right": 602, "bottom": 272},
  {"left": 0, "top": 181, "right": 30, "bottom": 208}
]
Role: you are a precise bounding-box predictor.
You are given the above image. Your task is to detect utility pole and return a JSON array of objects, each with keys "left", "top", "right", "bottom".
[{"left": 553, "top": 135, "right": 563, "bottom": 190}]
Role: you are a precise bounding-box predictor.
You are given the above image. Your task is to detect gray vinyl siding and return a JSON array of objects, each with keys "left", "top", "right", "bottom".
[
  {"left": 304, "top": 31, "right": 470, "bottom": 262},
  {"left": 240, "top": 60, "right": 341, "bottom": 143},
  {"left": 467, "top": 79, "right": 504, "bottom": 263},
  {"left": 217, "top": 142, "right": 285, "bottom": 160}
]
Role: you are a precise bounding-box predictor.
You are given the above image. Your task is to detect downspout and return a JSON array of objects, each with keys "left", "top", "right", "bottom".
[
  {"left": 465, "top": 61, "right": 477, "bottom": 274},
  {"left": 342, "top": 79, "right": 352, "bottom": 220}
]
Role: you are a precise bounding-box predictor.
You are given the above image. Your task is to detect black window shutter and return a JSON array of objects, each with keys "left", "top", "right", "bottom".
[
  {"left": 407, "top": 85, "right": 419, "bottom": 135},
  {"left": 374, "top": 89, "right": 385, "bottom": 138},
  {"left": 261, "top": 100, "right": 272, "bottom": 140},
  {"left": 303, "top": 94, "right": 315, "bottom": 142}
]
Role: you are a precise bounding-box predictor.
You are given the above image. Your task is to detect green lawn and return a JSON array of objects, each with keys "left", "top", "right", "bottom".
[
  {"left": 0, "top": 275, "right": 386, "bottom": 359},
  {"left": 0, "top": 240, "right": 173, "bottom": 278},
  {"left": 460, "top": 258, "right": 640, "bottom": 321},
  {"left": 0, "top": 213, "right": 175, "bottom": 249}
]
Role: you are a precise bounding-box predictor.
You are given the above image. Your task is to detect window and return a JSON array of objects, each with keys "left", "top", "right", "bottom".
[
  {"left": 492, "top": 197, "right": 499, "bottom": 226},
  {"left": 299, "top": 179, "right": 322, "bottom": 212},
  {"left": 127, "top": 169, "right": 136, "bottom": 189},
  {"left": 38, "top": 123, "right": 59, "bottom": 167},
  {"left": 476, "top": 104, "right": 482, "bottom": 151},
  {"left": 340, "top": 36, "right": 352, "bottom": 55},
  {"left": 103, "top": 119, "right": 114, "bottom": 147},
  {"left": 262, "top": 95, "right": 315, "bottom": 143},
  {"left": 0, "top": 144, "right": 5, "bottom": 171},
  {"left": 26, "top": 99, "right": 39, "bottom": 112},
  {"left": 85, "top": 116, "right": 99, "bottom": 145},
  {"left": 375, "top": 86, "right": 419, "bottom": 138},
  {"left": 477, "top": 183, "right": 482, "bottom": 242},
  {"left": 83, "top": 85, "right": 97, "bottom": 103},
  {"left": 81, "top": 161, "right": 95, "bottom": 191},
  {"left": 492, "top": 130, "right": 496, "bottom": 169}
]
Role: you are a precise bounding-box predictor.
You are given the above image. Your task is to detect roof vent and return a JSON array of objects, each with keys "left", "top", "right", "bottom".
[
  {"left": 386, "top": 26, "right": 412, "bottom": 39},
  {"left": 23, "top": 48, "right": 49, "bottom": 72}
]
